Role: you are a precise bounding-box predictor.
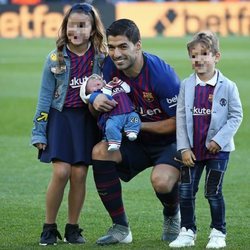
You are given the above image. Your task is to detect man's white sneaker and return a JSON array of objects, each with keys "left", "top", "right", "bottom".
[
  {"left": 169, "top": 227, "right": 196, "bottom": 248},
  {"left": 206, "top": 228, "right": 226, "bottom": 249}
]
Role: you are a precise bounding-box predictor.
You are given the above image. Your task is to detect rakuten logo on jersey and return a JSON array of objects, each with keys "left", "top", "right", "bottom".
[
  {"left": 136, "top": 107, "right": 162, "bottom": 117},
  {"left": 192, "top": 106, "right": 211, "bottom": 116},
  {"left": 166, "top": 95, "right": 178, "bottom": 108},
  {"left": 69, "top": 77, "right": 84, "bottom": 88},
  {"left": 112, "top": 86, "right": 125, "bottom": 95}
]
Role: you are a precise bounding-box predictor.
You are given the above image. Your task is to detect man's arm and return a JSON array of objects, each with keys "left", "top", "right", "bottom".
[{"left": 140, "top": 116, "right": 176, "bottom": 134}]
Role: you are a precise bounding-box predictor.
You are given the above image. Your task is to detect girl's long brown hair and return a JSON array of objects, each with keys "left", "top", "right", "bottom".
[{"left": 55, "top": 3, "right": 107, "bottom": 72}]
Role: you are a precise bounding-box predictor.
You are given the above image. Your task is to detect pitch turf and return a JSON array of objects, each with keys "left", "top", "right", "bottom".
[{"left": 0, "top": 37, "right": 249, "bottom": 249}]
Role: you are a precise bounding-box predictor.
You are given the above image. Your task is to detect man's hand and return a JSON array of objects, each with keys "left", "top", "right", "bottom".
[{"left": 93, "top": 94, "right": 117, "bottom": 112}]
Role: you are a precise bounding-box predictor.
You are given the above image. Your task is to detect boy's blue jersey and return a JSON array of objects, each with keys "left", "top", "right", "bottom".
[{"left": 103, "top": 52, "right": 180, "bottom": 144}]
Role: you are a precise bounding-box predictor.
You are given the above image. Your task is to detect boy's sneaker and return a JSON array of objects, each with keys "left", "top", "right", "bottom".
[
  {"left": 64, "top": 223, "right": 86, "bottom": 244},
  {"left": 127, "top": 132, "right": 137, "bottom": 141},
  {"left": 206, "top": 228, "right": 226, "bottom": 249},
  {"left": 39, "top": 223, "right": 62, "bottom": 246},
  {"left": 96, "top": 224, "right": 132, "bottom": 245},
  {"left": 169, "top": 227, "right": 196, "bottom": 248},
  {"left": 162, "top": 210, "right": 180, "bottom": 242}
]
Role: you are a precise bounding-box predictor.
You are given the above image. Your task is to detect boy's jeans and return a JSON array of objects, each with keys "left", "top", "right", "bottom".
[{"left": 180, "top": 159, "right": 228, "bottom": 234}]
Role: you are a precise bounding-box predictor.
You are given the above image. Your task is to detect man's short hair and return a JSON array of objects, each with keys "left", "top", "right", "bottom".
[{"left": 106, "top": 19, "right": 141, "bottom": 44}]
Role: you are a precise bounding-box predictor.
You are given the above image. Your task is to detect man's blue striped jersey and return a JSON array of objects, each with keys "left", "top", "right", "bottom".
[{"left": 103, "top": 52, "right": 180, "bottom": 144}]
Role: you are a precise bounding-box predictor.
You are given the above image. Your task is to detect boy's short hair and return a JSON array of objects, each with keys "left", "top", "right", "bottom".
[
  {"left": 187, "top": 31, "right": 220, "bottom": 55},
  {"left": 106, "top": 19, "right": 141, "bottom": 44}
]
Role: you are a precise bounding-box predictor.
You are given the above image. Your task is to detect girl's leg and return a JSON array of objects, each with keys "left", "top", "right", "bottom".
[
  {"left": 68, "top": 165, "right": 88, "bottom": 224},
  {"left": 45, "top": 161, "right": 71, "bottom": 223}
]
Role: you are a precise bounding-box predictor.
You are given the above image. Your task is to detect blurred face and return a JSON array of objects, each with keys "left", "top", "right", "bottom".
[
  {"left": 189, "top": 42, "right": 220, "bottom": 76},
  {"left": 86, "top": 77, "right": 104, "bottom": 94},
  {"left": 67, "top": 12, "right": 93, "bottom": 46},
  {"left": 107, "top": 35, "right": 141, "bottom": 72}
]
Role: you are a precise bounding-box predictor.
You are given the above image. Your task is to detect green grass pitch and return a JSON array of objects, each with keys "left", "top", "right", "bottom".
[{"left": 0, "top": 37, "right": 249, "bottom": 249}]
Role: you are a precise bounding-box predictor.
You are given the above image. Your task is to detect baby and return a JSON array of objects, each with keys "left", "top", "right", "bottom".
[{"left": 80, "top": 74, "right": 141, "bottom": 151}]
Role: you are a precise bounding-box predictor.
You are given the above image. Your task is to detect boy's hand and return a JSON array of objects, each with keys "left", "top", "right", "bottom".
[
  {"left": 182, "top": 149, "right": 196, "bottom": 167},
  {"left": 207, "top": 140, "right": 221, "bottom": 154}
]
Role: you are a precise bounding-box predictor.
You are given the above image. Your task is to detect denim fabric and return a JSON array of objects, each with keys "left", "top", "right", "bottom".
[
  {"left": 31, "top": 46, "right": 104, "bottom": 146},
  {"left": 31, "top": 46, "right": 71, "bottom": 146},
  {"left": 105, "top": 112, "right": 141, "bottom": 145},
  {"left": 180, "top": 159, "right": 228, "bottom": 234}
]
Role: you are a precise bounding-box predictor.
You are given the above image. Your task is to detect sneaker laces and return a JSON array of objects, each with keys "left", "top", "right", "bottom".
[
  {"left": 69, "top": 227, "right": 83, "bottom": 240},
  {"left": 41, "top": 228, "right": 62, "bottom": 240},
  {"left": 107, "top": 224, "right": 129, "bottom": 241},
  {"left": 209, "top": 228, "right": 226, "bottom": 239}
]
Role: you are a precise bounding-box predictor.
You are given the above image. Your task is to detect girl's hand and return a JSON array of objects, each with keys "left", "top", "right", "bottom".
[{"left": 35, "top": 143, "right": 46, "bottom": 150}]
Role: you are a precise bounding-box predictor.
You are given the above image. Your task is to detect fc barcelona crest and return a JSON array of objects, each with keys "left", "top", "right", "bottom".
[{"left": 143, "top": 92, "right": 154, "bottom": 102}]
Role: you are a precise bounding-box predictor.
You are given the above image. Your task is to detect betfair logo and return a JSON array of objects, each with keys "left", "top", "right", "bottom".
[
  {"left": 166, "top": 95, "right": 178, "bottom": 108},
  {"left": 154, "top": 9, "right": 177, "bottom": 35},
  {"left": 116, "top": 2, "right": 250, "bottom": 37}
]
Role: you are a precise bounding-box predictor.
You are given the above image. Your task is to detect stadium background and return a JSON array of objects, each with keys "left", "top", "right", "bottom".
[{"left": 0, "top": 0, "right": 249, "bottom": 249}]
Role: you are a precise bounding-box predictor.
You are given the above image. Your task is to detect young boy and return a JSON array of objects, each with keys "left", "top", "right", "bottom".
[
  {"left": 170, "top": 31, "right": 243, "bottom": 249},
  {"left": 80, "top": 74, "right": 141, "bottom": 151}
]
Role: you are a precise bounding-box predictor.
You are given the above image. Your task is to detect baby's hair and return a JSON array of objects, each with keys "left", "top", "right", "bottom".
[
  {"left": 87, "top": 74, "right": 103, "bottom": 82},
  {"left": 187, "top": 30, "right": 220, "bottom": 56}
]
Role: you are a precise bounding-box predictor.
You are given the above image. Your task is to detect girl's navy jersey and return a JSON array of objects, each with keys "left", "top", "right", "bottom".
[
  {"left": 64, "top": 45, "right": 95, "bottom": 107},
  {"left": 103, "top": 52, "right": 180, "bottom": 144}
]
